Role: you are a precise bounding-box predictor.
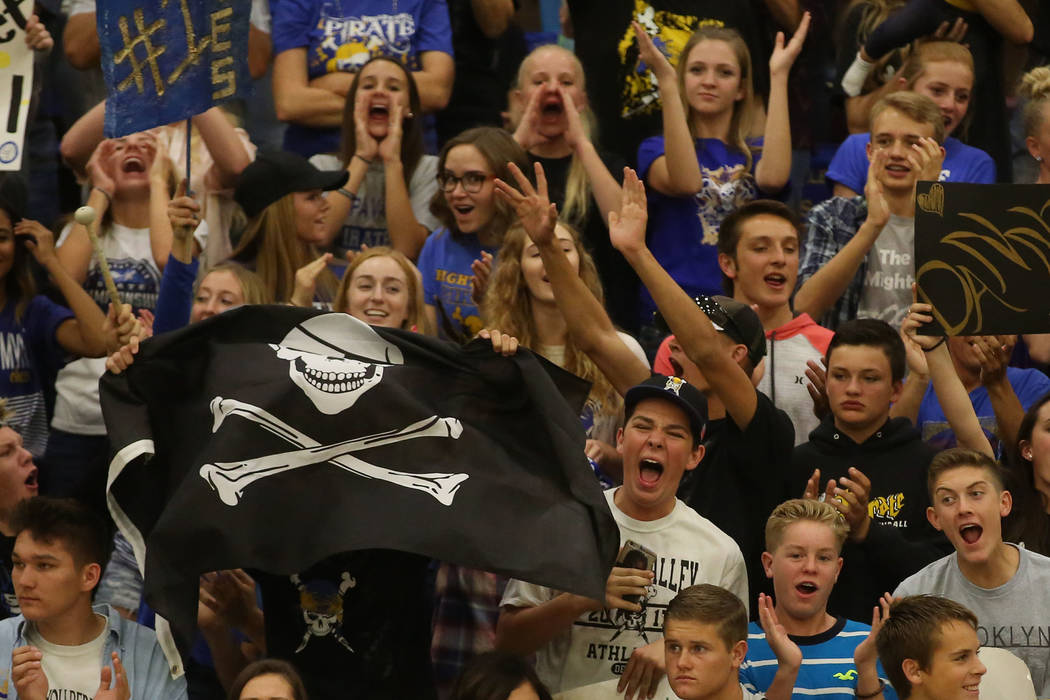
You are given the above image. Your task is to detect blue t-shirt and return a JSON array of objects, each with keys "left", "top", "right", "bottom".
[
  {"left": 0, "top": 296, "right": 73, "bottom": 457},
  {"left": 826, "top": 133, "right": 996, "bottom": 194},
  {"left": 272, "top": 0, "right": 453, "bottom": 157},
  {"left": 741, "top": 617, "right": 898, "bottom": 700},
  {"left": 918, "top": 366, "right": 1050, "bottom": 458},
  {"left": 636, "top": 136, "right": 765, "bottom": 326},
  {"left": 418, "top": 227, "right": 495, "bottom": 341}
]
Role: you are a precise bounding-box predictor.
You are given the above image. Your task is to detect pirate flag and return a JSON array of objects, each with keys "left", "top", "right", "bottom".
[{"left": 101, "top": 306, "right": 619, "bottom": 671}]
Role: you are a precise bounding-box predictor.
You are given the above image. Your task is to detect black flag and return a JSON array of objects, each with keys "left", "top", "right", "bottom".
[{"left": 100, "top": 306, "right": 619, "bottom": 666}]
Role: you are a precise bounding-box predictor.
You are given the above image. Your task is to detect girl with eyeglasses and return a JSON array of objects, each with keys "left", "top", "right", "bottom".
[
  {"left": 311, "top": 57, "right": 441, "bottom": 262},
  {"left": 417, "top": 127, "right": 532, "bottom": 341}
]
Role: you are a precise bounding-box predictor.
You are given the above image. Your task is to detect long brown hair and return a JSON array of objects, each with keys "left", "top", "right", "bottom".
[
  {"left": 229, "top": 195, "right": 337, "bottom": 304},
  {"left": 338, "top": 56, "right": 425, "bottom": 181},
  {"left": 675, "top": 26, "right": 757, "bottom": 179},
  {"left": 429, "top": 127, "right": 532, "bottom": 248},
  {"left": 1006, "top": 392, "right": 1050, "bottom": 555},
  {"left": 481, "top": 222, "right": 620, "bottom": 415}
]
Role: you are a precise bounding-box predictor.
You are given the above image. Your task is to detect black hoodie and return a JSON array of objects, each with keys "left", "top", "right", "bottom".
[{"left": 790, "top": 417, "right": 952, "bottom": 621}]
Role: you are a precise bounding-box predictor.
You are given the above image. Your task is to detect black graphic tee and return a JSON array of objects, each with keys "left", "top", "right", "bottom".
[{"left": 257, "top": 550, "right": 435, "bottom": 700}]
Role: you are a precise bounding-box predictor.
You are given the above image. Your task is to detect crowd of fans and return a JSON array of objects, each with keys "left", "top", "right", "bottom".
[{"left": 1, "top": 0, "right": 1050, "bottom": 699}]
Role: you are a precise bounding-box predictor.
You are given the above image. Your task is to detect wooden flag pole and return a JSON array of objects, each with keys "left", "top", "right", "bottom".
[{"left": 74, "top": 206, "right": 122, "bottom": 310}]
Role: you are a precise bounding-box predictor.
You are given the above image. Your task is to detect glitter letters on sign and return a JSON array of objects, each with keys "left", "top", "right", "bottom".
[
  {"left": 98, "top": 0, "right": 250, "bottom": 137},
  {"left": 0, "top": 0, "right": 33, "bottom": 171}
]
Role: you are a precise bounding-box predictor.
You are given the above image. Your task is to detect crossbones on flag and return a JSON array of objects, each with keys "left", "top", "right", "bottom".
[{"left": 100, "top": 306, "right": 619, "bottom": 671}]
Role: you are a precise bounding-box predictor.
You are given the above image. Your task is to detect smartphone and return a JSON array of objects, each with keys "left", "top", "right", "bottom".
[{"left": 616, "top": 540, "right": 657, "bottom": 605}]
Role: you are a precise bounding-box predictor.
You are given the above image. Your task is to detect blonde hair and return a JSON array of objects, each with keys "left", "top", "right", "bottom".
[
  {"left": 514, "top": 45, "right": 596, "bottom": 226},
  {"left": 334, "top": 246, "right": 427, "bottom": 333},
  {"left": 870, "top": 91, "right": 947, "bottom": 144},
  {"left": 765, "top": 498, "right": 849, "bottom": 553},
  {"left": 229, "top": 195, "right": 338, "bottom": 304},
  {"left": 1021, "top": 66, "right": 1050, "bottom": 140},
  {"left": 481, "top": 222, "right": 620, "bottom": 415},
  {"left": 675, "top": 27, "right": 757, "bottom": 179},
  {"left": 194, "top": 261, "right": 272, "bottom": 306}
]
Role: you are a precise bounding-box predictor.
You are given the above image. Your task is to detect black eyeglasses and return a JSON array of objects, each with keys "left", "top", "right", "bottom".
[{"left": 438, "top": 171, "right": 492, "bottom": 193}]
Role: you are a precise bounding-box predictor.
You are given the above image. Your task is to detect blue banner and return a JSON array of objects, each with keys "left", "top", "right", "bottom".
[{"left": 99, "top": 0, "right": 251, "bottom": 137}]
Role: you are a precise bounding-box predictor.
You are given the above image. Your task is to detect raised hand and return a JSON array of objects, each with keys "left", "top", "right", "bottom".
[
  {"left": 559, "top": 86, "right": 588, "bottom": 152},
  {"left": 167, "top": 179, "right": 200, "bottom": 244},
  {"left": 618, "top": 640, "right": 665, "bottom": 700},
  {"left": 974, "top": 335, "right": 1015, "bottom": 387},
  {"left": 758, "top": 593, "right": 803, "bottom": 670},
  {"left": 105, "top": 337, "right": 140, "bottom": 375},
  {"left": 864, "top": 150, "right": 890, "bottom": 230},
  {"left": 353, "top": 89, "right": 380, "bottom": 162},
  {"left": 470, "top": 250, "right": 493, "bottom": 305},
  {"left": 632, "top": 21, "right": 675, "bottom": 85},
  {"left": 148, "top": 131, "right": 173, "bottom": 186},
  {"left": 94, "top": 653, "right": 130, "bottom": 700},
  {"left": 377, "top": 102, "right": 404, "bottom": 164},
  {"left": 907, "top": 136, "right": 945, "bottom": 184},
  {"left": 769, "top": 11, "right": 810, "bottom": 78},
  {"left": 901, "top": 287, "right": 944, "bottom": 352},
  {"left": 291, "top": 253, "right": 334, "bottom": 307},
  {"left": 494, "top": 161, "right": 558, "bottom": 246},
  {"left": 86, "top": 140, "right": 117, "bottom": 196},
  {"left": 477, "top": 328, "right": 520, "bottom": 356},
  {"left": 24, "top": 14, "right": 53, "bottom": 52},
  {"left": 931, "top": 17, "right": 968, "bottom": 43},
  {"left": 854, "top": 594, "right": 893, "bottom": 669},
  {"left": 511, "top": 85, "right": 549, "bottom": 151},
  {"left": 14, "top": 219, "right": 57, "bottom": 267},
  {"left": 607, "top": 167, "right": 648, "bottom": 255},
  {"left": 12, "top": 646, "right": 48, "bottom": 700},
  {"left": 805, "top": 358, "right": 829, "bottom": 420},
  {"left": 831, "top": 467, "right": 873, "bottom": 542}
]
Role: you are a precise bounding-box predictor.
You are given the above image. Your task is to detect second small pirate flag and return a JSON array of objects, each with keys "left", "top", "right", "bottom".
[{"left": 101, "top": 306, "right": 620, "bottom": 669}]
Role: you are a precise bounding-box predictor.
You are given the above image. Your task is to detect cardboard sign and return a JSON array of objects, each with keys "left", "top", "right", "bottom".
[
  {"left": 98, "top": 0, "right": 251, "bottom": 137},
  {"left": 914, "top": 181, "right": 1050, "bottom": 336},
  {"left": 0, "top": 0, "right": 33, "bottom": 171}
]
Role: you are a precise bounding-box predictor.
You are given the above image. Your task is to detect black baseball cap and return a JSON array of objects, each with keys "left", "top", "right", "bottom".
[
  {"left": 656, "top": 295, "right": 766, "bottom": 369},
  {"left": 624, "top": 374, "right": 708, "bottom": 442},
  {"left": 234, "top": 150, "right": 349, "bottom": 219}
]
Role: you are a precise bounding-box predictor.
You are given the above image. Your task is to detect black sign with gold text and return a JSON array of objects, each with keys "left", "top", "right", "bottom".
[{"left": 914, "top": 181, "right": 1050, "bottom": 335}]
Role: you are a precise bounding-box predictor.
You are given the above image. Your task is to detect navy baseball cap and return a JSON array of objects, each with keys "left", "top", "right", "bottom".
[{"left": 624, "top": 374, "right": 707, "bottom": 442}]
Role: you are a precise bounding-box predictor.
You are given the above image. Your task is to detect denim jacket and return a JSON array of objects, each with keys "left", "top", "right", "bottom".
[{"left": 0, "top": 604, "right": 187, "bottom": 700}]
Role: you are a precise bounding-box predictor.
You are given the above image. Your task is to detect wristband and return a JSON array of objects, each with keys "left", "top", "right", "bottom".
[
  {"left": 922, "top": 337, "right": 946, "bottom": 353},
  {"left": 856, "top": 680, "right": 885, "bottom": 699},
  {"left": 336, "top": 188, "right": 357, "bottom": 203},
  {"left": 93, "top": 186, "right": 113, "bottom": 203},
  {"left": 353, "top": 154, "right": 372, "bottom": 166}
]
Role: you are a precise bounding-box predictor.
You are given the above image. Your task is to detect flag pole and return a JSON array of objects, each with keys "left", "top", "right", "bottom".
[{"left": 185, "top": 118, "right": 192, "bottom": 196}]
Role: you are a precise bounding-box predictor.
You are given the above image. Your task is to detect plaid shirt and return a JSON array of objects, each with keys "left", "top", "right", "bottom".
[
  {"left": 431, "top": 564, "right": 508, "bottom": 698},
  {"left": 798, "top": 196, "right": 869, "bottom": 330}
]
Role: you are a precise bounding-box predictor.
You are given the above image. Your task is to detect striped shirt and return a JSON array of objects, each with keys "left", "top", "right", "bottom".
[{"left": 740, "top": 617, "right": 898, "bottom": 699}]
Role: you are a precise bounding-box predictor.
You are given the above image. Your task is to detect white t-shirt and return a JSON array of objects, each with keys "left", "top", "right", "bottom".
[
  {"left": 310, "top": 154, "right": 440, "bottom": 253},
  {"left": 554, "top": 677, "right": 762, "bottom": 699},
  {"left": 857, "top": 214, "right": 914, "bottom": 327},
  {"left": 501, "top": 489, "right": 748, "bottom": 694},
  {"left": 52, "top": 223, "right": 160, "bottom": 435},
  {"left": 24, "top": 615, "right": 107, "bottom": 700}
]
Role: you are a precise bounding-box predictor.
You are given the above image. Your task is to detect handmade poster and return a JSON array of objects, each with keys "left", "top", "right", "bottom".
[
  {"left": 0, "top": 0, "right": 33, "bottom": 171},
  {"left": 98, "top": 0, "right": 251, "bottom": 137},
  {"left": 914, "top": 181, "right": 1050, "bottom": 335}
]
